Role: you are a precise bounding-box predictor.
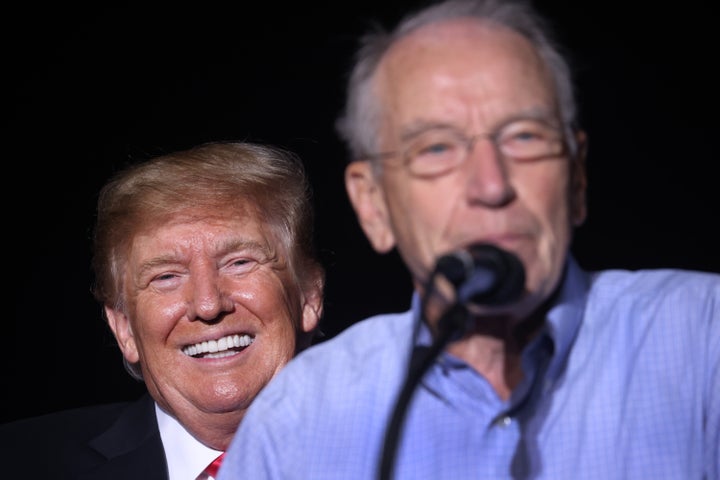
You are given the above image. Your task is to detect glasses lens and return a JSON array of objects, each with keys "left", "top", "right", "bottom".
[
  {"left": 497, "top": 120, "right": 563, "bottom": 160},
  {"left": 405, "top": 129, "right": 466, "bottom": 176}
]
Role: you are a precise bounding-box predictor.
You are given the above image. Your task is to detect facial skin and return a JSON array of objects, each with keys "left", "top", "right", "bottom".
[
  {"left": 346, "top": 19, "right": 587, "bottom": 325},
  {"left": 104, "top": 205, "right": 322, "bottom": 449}
]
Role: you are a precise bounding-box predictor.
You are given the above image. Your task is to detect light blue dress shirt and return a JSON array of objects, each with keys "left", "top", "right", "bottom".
[{"left": 219, "top": 257, "right": 719, "bottom": 479}]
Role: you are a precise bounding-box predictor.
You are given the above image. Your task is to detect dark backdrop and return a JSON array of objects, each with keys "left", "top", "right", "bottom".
[{"left": 7, "top": 1, "right": 718, "bottom": 424}]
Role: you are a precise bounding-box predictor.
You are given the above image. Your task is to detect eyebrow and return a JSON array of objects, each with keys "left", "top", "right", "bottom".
[
  {"left": 134, "top": 238, "right": 271, "bottom": 278},
  {"left": 398, "top": 107, "right": 561, "bottom": 142},
  {"left": 398, "top": 121, "right": 458, "bottom": 142}
]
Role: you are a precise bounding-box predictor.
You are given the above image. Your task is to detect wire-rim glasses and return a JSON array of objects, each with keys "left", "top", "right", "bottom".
[{"left": 363, "top": 118, "right": 567, "bottom": 178}]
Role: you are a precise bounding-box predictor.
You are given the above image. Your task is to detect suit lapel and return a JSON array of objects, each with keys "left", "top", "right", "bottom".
[{"left": 80, "top": 393, "right": 168, "bottom": 480}]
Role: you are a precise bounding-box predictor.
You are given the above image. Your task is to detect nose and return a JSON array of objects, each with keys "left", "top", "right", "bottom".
[
  {"left": 187, "top": 271, "right": 234, "bottom": 322},
  {"left": 463, "top": 136, "right": 516, "bottom": 207}
]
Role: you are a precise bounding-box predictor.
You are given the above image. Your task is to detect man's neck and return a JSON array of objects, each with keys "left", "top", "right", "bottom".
[{"left": 446, "top": 306, "right": 547, "bottom": 401}]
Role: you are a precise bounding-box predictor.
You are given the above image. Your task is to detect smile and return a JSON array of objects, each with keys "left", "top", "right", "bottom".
[{"left": 182, "top": 334, "right": 254, "bottom": 359}]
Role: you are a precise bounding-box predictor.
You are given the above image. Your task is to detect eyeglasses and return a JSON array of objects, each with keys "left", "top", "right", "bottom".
[{"left": 365, "top": 119, "right": 567, "bottom": 178}]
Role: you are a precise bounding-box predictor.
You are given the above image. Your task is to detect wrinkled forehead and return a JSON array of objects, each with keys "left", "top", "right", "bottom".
[
  {"left": 123, "top": 200, "right": 284, "bottom": 261},
  {"left": 384, "top": 18, "right": 545, "bottom": 72},
  {"left": 135, "top": 200, "right": 260, "bottom": 233},
  {"left": 375, "top": 19, "right": 558, "bottom": 129}
]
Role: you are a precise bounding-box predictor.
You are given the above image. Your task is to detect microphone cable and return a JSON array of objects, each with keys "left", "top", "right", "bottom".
[{"left": 377, "top": 268, "right": 471, "bottom": 480}]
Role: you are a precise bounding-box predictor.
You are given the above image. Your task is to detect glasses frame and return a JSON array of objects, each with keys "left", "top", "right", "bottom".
[{"left": 361, "top": 118, "right": 571, "bottom": 178}]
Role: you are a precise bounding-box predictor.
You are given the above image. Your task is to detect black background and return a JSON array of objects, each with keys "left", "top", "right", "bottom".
[{"left": 6, "top": 1, "right": 719, "bottom": 424}]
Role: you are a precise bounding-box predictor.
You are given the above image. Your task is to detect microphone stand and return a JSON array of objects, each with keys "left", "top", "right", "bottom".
[{"left": 377, "top": 298, "right": 469, "bottom": 480}]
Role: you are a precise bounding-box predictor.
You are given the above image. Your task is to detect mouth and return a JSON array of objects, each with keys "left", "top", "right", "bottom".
[{"left": 182, "top": 334, "right": 254, "bottom": 359}]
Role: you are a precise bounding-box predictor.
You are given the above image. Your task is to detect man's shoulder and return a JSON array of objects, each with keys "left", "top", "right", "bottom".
[
  {"left": 0, "top": 394, "right": 166, "bottom": 478},
  {"left": 305, "top": 309, "right": 416, "bottom": 362},
  {"left": 590, "top": 267, "right": 720, "bottom": 299},
  {"left": 582, "top": 267, "right": 719, "bottom": 334},
  {"left": 0, "top": 400, "right": 135, "bottom": 438},
  {"left": 0, "top": 394, "right": 152, "bottom": 450},
  {"left": 256, "top": 309, "right": 416, "bottom": 406}
]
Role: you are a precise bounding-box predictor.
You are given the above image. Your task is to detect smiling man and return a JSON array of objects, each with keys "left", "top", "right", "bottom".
[{"left": 0, "top": 142, "right": 324, "bottom": 480}]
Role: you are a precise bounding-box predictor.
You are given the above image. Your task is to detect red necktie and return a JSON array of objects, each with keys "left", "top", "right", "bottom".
[{"left": 203, "top": 452, "right": 225, "bottom": 478}]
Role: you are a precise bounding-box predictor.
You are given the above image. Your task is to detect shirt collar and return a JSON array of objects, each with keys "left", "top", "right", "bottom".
[
  {"left": 410, "top": 254, "right": 590, "bottom": 380},
  {"left": 155, "top": 403, "right": 223, "bottom": 480},
  {"left": 542, "top": 255, "right": 590, "bottom": 383}
]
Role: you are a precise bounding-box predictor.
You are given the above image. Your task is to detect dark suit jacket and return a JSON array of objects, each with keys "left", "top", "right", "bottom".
[{"left": 0, "top": 393, "right": 169, "bottom": 479}]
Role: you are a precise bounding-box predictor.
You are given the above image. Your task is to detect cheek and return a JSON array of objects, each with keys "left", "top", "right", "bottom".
[
  {"left": 132, "top": 294, "right": 180, "bottom": 333},
  {"left": 249, "top": 286, "right": 302, "bottom": 365},
  {"left": 521, "top": 164, "right": 573, "bottom": 231},
  {"left": 234, "top": 274, "right": 302, "bottom": 331},
  {"left": 384, "top": 188, "right": 447, "bottom": 277},
  {"left": 520, "top": 167, "right": 574, "bottom": 288},
  {"left": 384, "top": 176, "right": 458, "bottom": 242}
]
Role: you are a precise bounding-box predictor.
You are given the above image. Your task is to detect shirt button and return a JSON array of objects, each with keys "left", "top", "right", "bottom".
[{"left": 496, "top": 416, "right": 512, "bottom": 427}]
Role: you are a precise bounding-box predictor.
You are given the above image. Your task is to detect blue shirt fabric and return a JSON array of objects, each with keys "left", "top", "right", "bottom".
[{"left": 219, "top": 257, "right": 720, "bottom": 479}]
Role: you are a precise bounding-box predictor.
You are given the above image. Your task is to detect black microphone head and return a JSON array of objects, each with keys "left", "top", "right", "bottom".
[
  {"left": 434, "top": 250, "right": 473, "bottom": 288},
  {"left": 434, "top": 243, "right": 525, "bottom": 306}
]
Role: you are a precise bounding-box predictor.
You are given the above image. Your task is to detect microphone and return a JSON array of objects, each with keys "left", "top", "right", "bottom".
[{"left": 433, "top": 243, "right": 525, "bottom": 306}]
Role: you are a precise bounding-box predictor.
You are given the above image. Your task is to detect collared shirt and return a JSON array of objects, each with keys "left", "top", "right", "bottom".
[
  {"left": 156, "top": 404, "right": 223, "bottom": 480},
  {"left": 219, "top": 257, "right": 720, "bottom": 479}
]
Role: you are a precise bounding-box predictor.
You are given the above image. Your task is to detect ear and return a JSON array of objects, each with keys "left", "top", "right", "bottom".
[
  {"left": 300, "top": 271, "right": 324, "bottom": 334},
  {"left": 344, "top": 161, "right": 396, "bottom": 253},
  {"left": 570, "top": 129, "right": 588, "bottom": 226},
  {"left": 105, "top": 305, "right": 140, "bottom": 364}
]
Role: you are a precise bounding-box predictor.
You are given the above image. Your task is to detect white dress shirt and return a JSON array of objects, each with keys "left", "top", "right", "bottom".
[{"left": 155, "top": 403, "right": 224, "bottom": 480}]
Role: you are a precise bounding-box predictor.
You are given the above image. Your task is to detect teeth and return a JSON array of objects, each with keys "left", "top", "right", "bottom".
[{"left": 182, "top": 334, "right": 254, "bottom": 357}]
